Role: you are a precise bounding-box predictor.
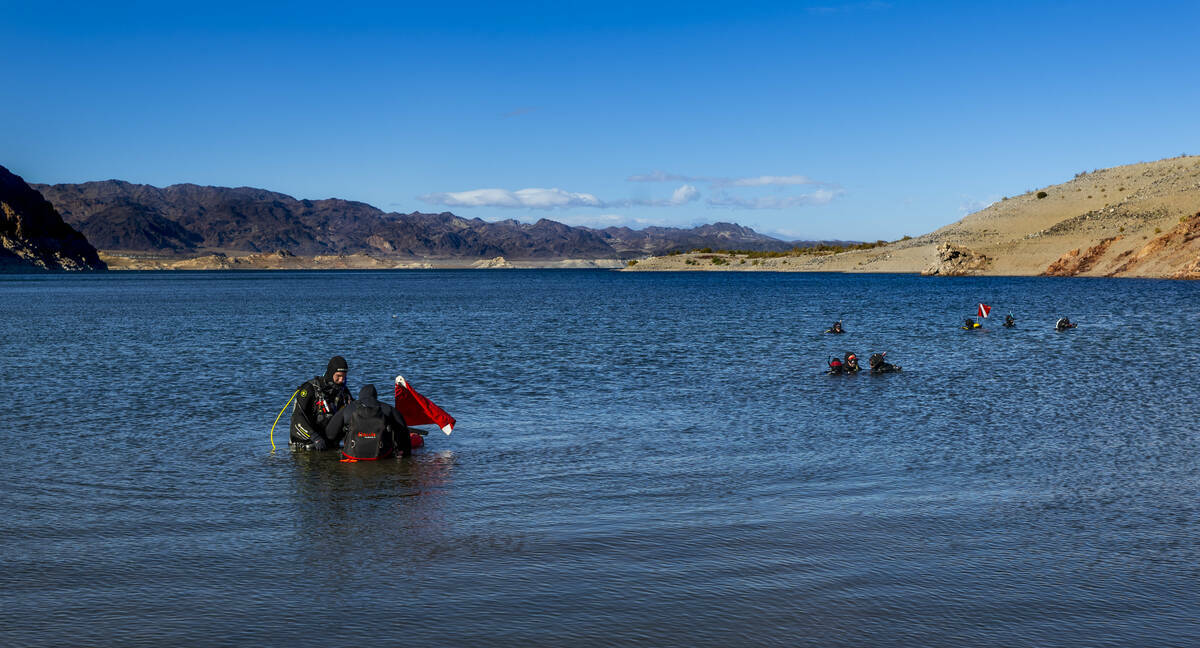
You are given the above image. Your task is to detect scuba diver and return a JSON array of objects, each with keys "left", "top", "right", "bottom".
[
  {"left": 289, "top": 356, "right": 354, "bottom": 450},
  {"left": 827, "top": 352, "right": 861, "bottom": 375},
  {"left": 825, "top": 320, "right": 845, "bottom": 334},
  {"left": 326, "top": 384, "right": 412, "bottom": 460},
  {"left": 868, "top": 352, "right": 901, "bottom": 374},
  {"left": 1003, "top": 314, "right": 1016, "bottom": 328},
  {"left": 1056, "top": 317, "right": 1077, "bottom": 331},
  {"left": 962, "top": 317, "right": 982, "bottom": 330}
]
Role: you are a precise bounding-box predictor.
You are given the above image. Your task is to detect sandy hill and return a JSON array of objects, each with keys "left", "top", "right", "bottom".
[
  {"left": 818, "top": 155, "right": 1200, "bottom": 278},
  {"left": 627, "top": 156, "right": 1200, "bottom": 279}
]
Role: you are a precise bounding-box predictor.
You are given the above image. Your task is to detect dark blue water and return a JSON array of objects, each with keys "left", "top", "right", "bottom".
[{"left": 2, "top": 270, "right": 1198, "bottom": 647}]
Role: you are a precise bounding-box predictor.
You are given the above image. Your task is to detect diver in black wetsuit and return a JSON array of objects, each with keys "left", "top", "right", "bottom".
[
  {"left": 962, "top": 317, "right": 980, "bottom": 330},
  {"left": 326, "top": 384, "right": 411, "bottom": 459},
  {"left": 843, "top": 352, "right": 861, "bottom": 373},
  {"left": 868, "top": 352, "right": 901, "bottom": 373},
  {"left": 827, "top": 357, "right": 845, "bottom": 374},
  {"left": 1056, "top": 317, "right": 1077, "bottom": 331},
  {"left": 825, "top": 321, "right": 845, "bottom": 334},
  {"left": 289, "top": 356, "right": 353, "bottom": 450},
  {"left": 1003, "top": 314, "right": 1016, "bottom": 328}
]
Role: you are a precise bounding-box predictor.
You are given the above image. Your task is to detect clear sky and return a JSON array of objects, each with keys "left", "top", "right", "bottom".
[{"left": 2, "top": 1, "right": 1197, "bottom": 240}]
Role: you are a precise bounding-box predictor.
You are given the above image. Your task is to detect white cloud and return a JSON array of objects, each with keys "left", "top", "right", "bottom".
[
  {"left": 670, "top": 184, "right": 700, "bottom": 204},
  {"left": 420, "top": 176, "right": 838, "bottom": 212},
  {"left": 550, "top": 213, "right": 672, "bottom": 228},
  {"left": 420, "top": 187, "right": 602, "bottom": 209},
  {"left": 725, "top": 175, "right": 821, "bottom": 187},
  {"left": 629, "top": 170, "right": 835, "bottom": 188},
  {"left": 708, "top": 189, "right": 841, "bottom": 209},
  {"left": 421, "top": 184, "right": 700, "bottom": 209}
]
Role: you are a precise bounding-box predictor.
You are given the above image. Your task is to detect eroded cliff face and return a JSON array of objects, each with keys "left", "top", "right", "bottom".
[
  {"left": 1105, "top": 214, "right": 1200, "bottom": 279},
  {"left": 0, "top": 166, "right": 105, "bottom": 271},
  {"left": 1042, "top": 236, "right": 1123, "bottom": 277},
  {"left": 1040, "top": 214, "right": 1200, "bottom": 278}
]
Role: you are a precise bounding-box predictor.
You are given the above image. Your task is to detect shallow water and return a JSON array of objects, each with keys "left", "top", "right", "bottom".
[{"left": 1, "top": 270, "right": 1198, "bottom": 647}]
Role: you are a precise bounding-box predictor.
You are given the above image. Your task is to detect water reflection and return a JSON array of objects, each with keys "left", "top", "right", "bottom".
[{"left": 286, "top": 449, "right": 457, "bottom": 565}]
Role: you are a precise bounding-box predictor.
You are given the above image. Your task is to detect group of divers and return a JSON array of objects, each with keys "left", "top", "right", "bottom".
[
  {"left": 822, "top": 314, "right": 1078, "bottom": 375},
  {"left": 284, "top": 355, "right": 413, "bottom": 459}
]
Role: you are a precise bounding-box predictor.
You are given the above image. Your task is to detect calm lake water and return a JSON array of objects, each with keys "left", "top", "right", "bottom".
[{"left": 2, "top": 270, "right": 1198, "bottom": 647}]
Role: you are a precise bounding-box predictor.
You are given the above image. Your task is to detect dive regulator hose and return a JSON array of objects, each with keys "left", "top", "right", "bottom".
[{"left": 270, "top": 390, "right": 300, "bottom": 451}]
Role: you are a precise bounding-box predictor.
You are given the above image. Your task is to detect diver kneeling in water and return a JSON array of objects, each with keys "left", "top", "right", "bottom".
[
  {"left": 826, "top": 320, "right": 845, "bottom": 334},
  {"left": 1003, "top": 314, "right": 1016, "bottom": 328},
  {"left": 868, "top": 352, "right": 901, "bottom": 374},
  {"left": 327, "top": 384, "right": 412, "bottom": 460},
  {"left": 290, "top": 356, "right": 353, "bottom": 450},
  {"left": 1056, "top": 317, "right": 1077, "bottom": 331}
]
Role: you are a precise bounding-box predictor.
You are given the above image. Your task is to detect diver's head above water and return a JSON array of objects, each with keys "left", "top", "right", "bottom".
[
  {"left": 357, "top": 383, "right": 379, "bottom": 404},
  {"left": 324, "top": 355, "right": 348, "bottom": 385}
]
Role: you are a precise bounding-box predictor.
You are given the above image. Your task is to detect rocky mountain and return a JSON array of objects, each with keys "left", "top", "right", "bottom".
[
  {"left": 0, "top": 166, "right": 105, "bottom": 271},
  {"left": 587, "top": 222, "right": 813, "bottom": 256},
  {"left": 32, "top": 180, "right": 813, "bottom": 259}
]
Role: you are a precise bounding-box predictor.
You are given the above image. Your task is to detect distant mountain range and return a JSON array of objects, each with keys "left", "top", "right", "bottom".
[{"left": 32, "top": 180, "right": 849, "bottom": 259}]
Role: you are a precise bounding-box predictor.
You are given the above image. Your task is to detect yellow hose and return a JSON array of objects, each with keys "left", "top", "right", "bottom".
[{"left": 270, "top": 390, "right": 299, "bottom": 452}]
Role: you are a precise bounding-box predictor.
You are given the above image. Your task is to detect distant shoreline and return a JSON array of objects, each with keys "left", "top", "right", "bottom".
[{"left": 98, "top": 251, "right": 625, "bottom": 270}]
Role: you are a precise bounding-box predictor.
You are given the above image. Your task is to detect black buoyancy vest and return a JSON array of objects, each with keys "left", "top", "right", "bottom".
[
  {"left": 343, "top": 403, "right": 394, "bottom": 460},
  {"left": 308, "top": 378, "right": 348, "bottom": 428}
]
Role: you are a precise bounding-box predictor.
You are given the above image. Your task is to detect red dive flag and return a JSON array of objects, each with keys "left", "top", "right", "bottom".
[
  {"left": 978, "top": 303, "right": 992, "bottom": 318},
  {"left": 394, "top": 376, "right": 456, "bottom": 435}
]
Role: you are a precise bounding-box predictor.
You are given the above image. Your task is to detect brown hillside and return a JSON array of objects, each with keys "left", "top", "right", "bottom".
[{"left": 793, "top": 155, "right": 1200, "bottom": 278}]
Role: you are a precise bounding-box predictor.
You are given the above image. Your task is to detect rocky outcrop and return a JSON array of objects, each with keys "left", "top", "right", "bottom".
[
  {"left": 0, "top": 166, "right": 105, "bottom": 271},
  {"left": 921, "top": 243, "right": 990, "bottom": 276},
  {"left": 472, "top": 256, "right": 515, "bottom": 269},
  {"left": 1042, "top": 236, "right": 1123, "bottom": 276}
]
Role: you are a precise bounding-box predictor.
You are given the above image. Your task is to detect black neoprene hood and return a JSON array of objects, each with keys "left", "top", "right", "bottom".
[{"left": 324, "top": 355, "right": 348, "bottom": 380}]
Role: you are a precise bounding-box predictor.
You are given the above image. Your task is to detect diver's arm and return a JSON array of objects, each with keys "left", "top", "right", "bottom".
[
  {"left": 387, "top": 408, "right": 412, "bottom": 456},
  {"left": 289, "top": 388, "right": 319, "bottom": 440},
  {"left": 324, "top": 406, "right": 349, "bottom": 447}
]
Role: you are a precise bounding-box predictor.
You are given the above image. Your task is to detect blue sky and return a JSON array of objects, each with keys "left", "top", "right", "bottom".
[{"left": 2, "top": 1, "right": 1197, "bottom": 240}]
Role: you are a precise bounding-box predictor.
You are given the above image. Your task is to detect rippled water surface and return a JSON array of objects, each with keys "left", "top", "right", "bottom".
[{"left": 2, "top": 270, "right": 1198, "bottom": 647}]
